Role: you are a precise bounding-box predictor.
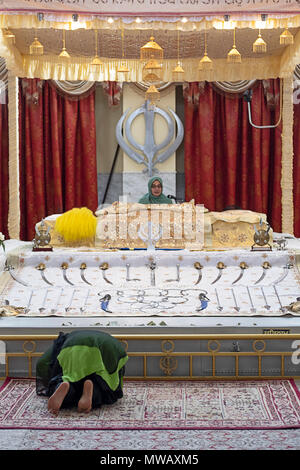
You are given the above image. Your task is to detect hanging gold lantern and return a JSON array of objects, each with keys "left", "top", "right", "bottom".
[
  {"left": 140, "top": 35, "right": 163, "bottom": 62},
  {"left": 145, "top": 84, "right": 160, "bottom": 105},
  {"left": 198, "top": 31, "right": 213, "bottom": 71},
  {"left": 227, "top": 28, "right": 241, "bottom": 63},
  {"left": 280, "top": 28, "right": 294, "bottom": 45},
  {"left": 142, "top": 58, "right": 162, "bottom": 83},
  {"left": 90, "top": 30, "right": 103, "bottom": 71},
  {"left": 117, "top": 27, "right": 130, "bottom": 80},
  {"left": 3, "top": 29, "right": 15, "bottom": 44},
  {"left": 252, "top": 30, "right": 267, "bottom": 53},
  {"left": 172, "top": 29, "right": 185, "bottom": 81},
  {"left": 59, "top": 30, "right": 70, "bottom": 60},
  {"left": 29, "top": 35, "right": 44, "bottom": 55}
]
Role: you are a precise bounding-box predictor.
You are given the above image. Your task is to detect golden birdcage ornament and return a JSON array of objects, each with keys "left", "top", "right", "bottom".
[
  {"left": 90, "top": 29, "right": 103, "bottom": 71},
  {"left": 198, "top": 31, "right": 213, "bottom": 71},
  {"left": 227, "top": 28, "right": 241, "bottom": 63},
  {"left": 140, "top": 35, "right": 164, "bottom": 62},
  {"left": 29, "top": 34, "right": 44, "bottom": 55},
  {"left": 253, "top": 30, "right": 267, "bottom": 53},
  {"left": 280, "top": 28, "right": 294, "bottom": 45}
]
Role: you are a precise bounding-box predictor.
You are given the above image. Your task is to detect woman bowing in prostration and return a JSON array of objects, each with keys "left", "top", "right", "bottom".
[{"left": 36, "top": 330, "right": 128, "bottom": 416}]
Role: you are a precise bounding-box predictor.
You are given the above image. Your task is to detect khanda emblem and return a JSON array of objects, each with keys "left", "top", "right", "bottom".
[{"left": 116, "top": 100, "right": 184, "bottom": 177}]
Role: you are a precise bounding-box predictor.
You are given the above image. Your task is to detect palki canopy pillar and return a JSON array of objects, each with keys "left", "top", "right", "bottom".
[
  {"left": 7, "top": 72, "right": 20, "bottom": 240},
  {"left": 121, "top": 84, "right": 176, "bottom": 203},
  {"left": 281, "top": 75, "right": 294, "bottom": 235}
]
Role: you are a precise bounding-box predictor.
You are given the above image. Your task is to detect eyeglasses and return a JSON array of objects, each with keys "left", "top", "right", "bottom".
[{"left": 151, "top": 184, "right": 162, "bottom": 188}]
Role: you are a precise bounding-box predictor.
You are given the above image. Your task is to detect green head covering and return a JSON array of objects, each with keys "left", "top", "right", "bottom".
[{"left": 138, "top": 176, "right": 172, "bottom": 204}]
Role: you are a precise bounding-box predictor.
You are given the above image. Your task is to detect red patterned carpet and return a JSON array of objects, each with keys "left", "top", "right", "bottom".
[{"left": 1, "top": 378, "right": 300, "bottom": 431}]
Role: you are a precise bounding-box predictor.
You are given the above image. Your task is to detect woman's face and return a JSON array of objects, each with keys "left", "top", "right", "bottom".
[{"left": 151, "top": 180, "right": 162, "bottom": 197}]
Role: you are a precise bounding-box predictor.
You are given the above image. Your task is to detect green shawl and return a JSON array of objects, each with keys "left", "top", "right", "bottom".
[
  {"left": 36, "top": 330, "right": 128, "bottom": 393},
  {"left": 138, "top": 176, "right": 172, "bottom": 204}
]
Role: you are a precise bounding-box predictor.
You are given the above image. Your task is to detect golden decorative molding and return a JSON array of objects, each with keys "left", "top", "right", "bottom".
[
  {"left": 1, "top": 333, "right": 300, "bottom": 380},
  {"left": 281, "top": 75, "right": 294, "bottom": 235},
  {"left": 7, "top": 72, "right": 20, "bottom": 240}
]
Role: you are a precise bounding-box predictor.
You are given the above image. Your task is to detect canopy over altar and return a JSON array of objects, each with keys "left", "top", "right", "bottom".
[
  {"left": 0, "top": 3, "right": 299, "bottom": 82},
  {"left": 0, "top": 3, "right": 299, "bottom": 384},
  {"left": 0, "top": 2, "right": 299, "bottom": 240}
]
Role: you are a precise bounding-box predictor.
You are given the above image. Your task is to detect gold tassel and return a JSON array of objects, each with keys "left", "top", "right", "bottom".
[
  {"left": 198, "top": 53, "right": 213, "bottom": 71},
  {"left": 253, "top": 30, "right": 267, "bottom": 53},
  {"left": 227, "top": 28, "right": 241, "bottom": 63},
  {"left": 199, "top": 31, "right": 213, "bottom": 71},
  {"left": 172, "top": 62, "right": 185, "bottom": 82},
  {"left": 145, "top": 84, "right": 160, "bottom": 105},
  {"left": 172, "top": 29, "right": 185, "bottom": 81},
  {"left": 59, "top": 30, "right": 70, "bottom": 60}
]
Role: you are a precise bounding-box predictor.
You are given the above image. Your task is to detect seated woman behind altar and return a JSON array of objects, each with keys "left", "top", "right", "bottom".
[{"left": 138, "top": 177, "right": 173, "bottom": 204}]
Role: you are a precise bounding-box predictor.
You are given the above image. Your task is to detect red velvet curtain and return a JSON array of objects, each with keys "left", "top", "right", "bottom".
[
  {"left": 0, "top": 93, "right": 9, "bottom": 238},
  {"left": 184, "top": 80, "right": 282, "bottom": 233},
  {"left": 19, "top": 79, "right": 98, "bottom": 241},
  {"left": 293, "top": 100, "right": 300, "bottom": 238}
]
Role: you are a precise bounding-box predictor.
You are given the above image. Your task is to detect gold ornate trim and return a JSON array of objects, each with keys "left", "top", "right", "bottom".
[
  {"left": 281, "top": 75, "right": 294, "bottom": 235},
  {"left": 1, "top": 333, "right": 300, "bottom": 381},
  {"left": 7, "top": 72, "right": 20, "bottom": 240}
]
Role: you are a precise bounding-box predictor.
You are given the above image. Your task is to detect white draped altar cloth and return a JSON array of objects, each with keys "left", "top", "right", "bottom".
[{"left": 0, "top": 248, "right": 299, "bottom": 318}]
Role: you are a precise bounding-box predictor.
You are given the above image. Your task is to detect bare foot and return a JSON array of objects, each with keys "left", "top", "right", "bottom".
[
  {"left": 48, "top": 382, "right": 70, "bottom": 416},
  {"left": 78, "top": 379, "right": 93, "bottom": 413}
]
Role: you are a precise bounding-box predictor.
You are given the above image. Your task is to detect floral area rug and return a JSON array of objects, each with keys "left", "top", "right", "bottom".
[{"left": 1, "top": 378, "right": 300, "bottom": 431}]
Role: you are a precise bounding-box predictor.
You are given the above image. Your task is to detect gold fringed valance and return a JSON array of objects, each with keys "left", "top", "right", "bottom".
[
  {"left": 1, "top": 13, "right": 300, "bottom": 32},
  {"left": 19, "top": 55, "right": 285, "bottom": 83}
]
